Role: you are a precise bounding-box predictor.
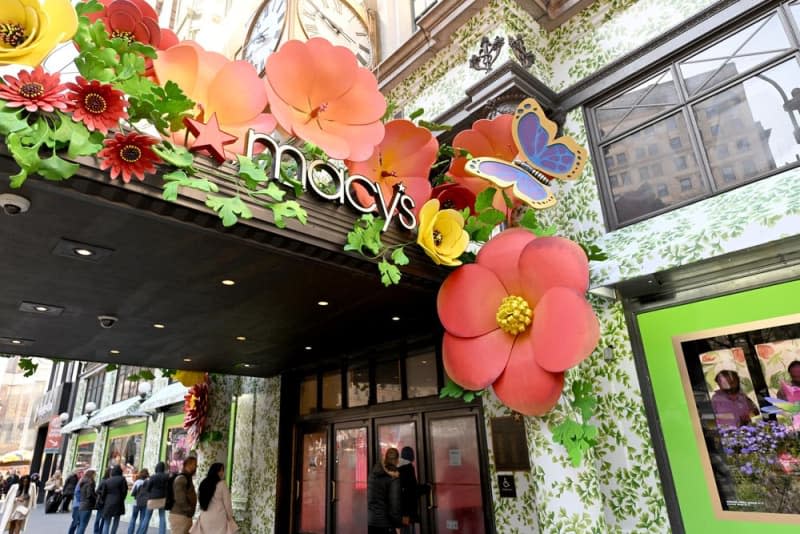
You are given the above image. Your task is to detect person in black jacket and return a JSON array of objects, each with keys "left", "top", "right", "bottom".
[
  {"left": 137, "top": 462, "right": 169, "bottom": 534},
  {"left": 76, "top": 469, "right": 97, "bottom": 534},
  {"left": 367, "top": 448, "right": 402, "bottom": 534},
  {"left": 62, "top": 472, "right": 79, "bottom": 512},
  {"left": 93, "top": 469, "right": 111, "bottom": 534},
  {"left": 99, "top": 465, "right": 128, "bottom": 534},
  {"left": 398, "top": 447, "right": 428, "bottom": 534}
]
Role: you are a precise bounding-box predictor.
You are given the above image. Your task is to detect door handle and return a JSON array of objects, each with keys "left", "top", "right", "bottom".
[
  {"left": 331, "top": 480, "right": 336, "bottom": 503},
  {"left": 295, "top": 480, "right": 300, "bottom": 500},
  {"left": 427, "top": 484, "right": 435, "bottom": 510}
]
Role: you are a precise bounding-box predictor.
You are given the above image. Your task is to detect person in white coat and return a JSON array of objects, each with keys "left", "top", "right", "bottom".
[
  {"left": 190, "top": 464, "right": 237, "bottom": 534},
  {"left": 0, "top": 475, "right": 37, "bottom": 534}
]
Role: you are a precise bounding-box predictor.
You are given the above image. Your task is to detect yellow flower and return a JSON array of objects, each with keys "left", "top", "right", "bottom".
[
  {"left": 417, "top": 199, "right": 470, "bottom": 267},
  {"left": 0, "top": 0, "right": 78, "bottom": 67},
  {"left": 175, "top": 370, "right": 206, "bottom": 388}
]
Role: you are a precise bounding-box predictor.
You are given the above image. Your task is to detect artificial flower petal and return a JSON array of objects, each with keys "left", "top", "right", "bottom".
[
  {"left": 0, "top": 0, "right": 77, "bottom": 67},
  {"left": 519, "top": 236, "right": 590, "bottom": 305},
  {"left": 476, "top": 227, "right": 536, "bottom": 295},
  {"left": 206, "top": 60, "right": 268, "bottom": 126},
  {"left": 532, "top": 287, "right": 600, "bottom": 372},
  {"left": 437, "top": 264, "right": 508, "bottom": 337},
  {"left": 443, "top": 330, "right": 513, "bottom": 391},
  {"left": 492, "top": 331, "right": 565, "bottom": 416}
]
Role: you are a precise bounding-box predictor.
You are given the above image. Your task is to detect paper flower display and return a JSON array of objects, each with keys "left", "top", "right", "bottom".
[
  {"left": 265, "top": 38, "right": 386, "bottom": 161},
  {"left": 174, "top": 370, "right": 206, "bottom": 388},
  {"left": 0, "top": 0, "right": 78, "bottom": 66},
  {"left": 86, "top": 0, "right": 178, "bottom": 49},
  {"left": 0, "top": 65, "right": 68, "bottom": 112},
  {"left": 345, "top": 119, "right": 437, "bottom": 215},
  {"left": 431, "top": 183, "right": 477, "bottom": 215},
  {"left": 417, "top": 199, "right": 469, "bottom": 266},
  {"left": 184, "top": 375, "right": 210, "bottom": 443},
  {"left": 97, "top": 132, "right": 160, "bottom": 183},
  {"left": 437, "top": 228, "right": 600, "bottom": 415},
  {"left": 66, "top": 76, "right": 128, "bottom": 133},
  {"left": 153, "top": 40, "right": 276, "bottom": 157},
  {"left": 448, "top": 114, "right": 518, "bottom": 213}
]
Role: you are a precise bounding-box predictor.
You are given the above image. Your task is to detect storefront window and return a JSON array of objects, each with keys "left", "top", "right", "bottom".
[
  {"left": 74, "top": 436, "right": 95, "bottom": 476},
  {"left": 165, "top": 426, "right": 191, "bottom": 474},
  {"left": 106, "top": 432, "right": 144, "bottom": 487},
  {"left": 375, "top": 360, "right": 401, "bottom": 403},
  {"left": 115, "top": 366, "right": 145, "bottom": 402},
  {"left": 347, "top": 364, "right": 370, "bottom": 407},
  {"left": 84, "top": 372, "right": 104, "bottom": 412},
  {"left": 299, "top": 375, "right": 318, "bottom": 416},
  {"left": 676, "top": 316, "right": 800, "bottom": 514},
  {"left": 406, "top": 351, "right": 438, "bottom": 398},
  {"left": 321, "top": 370, "right": 342, "bottom": 411}
]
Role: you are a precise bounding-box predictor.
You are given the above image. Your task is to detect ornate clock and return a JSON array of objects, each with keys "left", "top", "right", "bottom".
[
  {"left": 296, "top": 0, "right": 376, "bottom": 68},
  {"left": 243, "top": 0, "right": 289, "bottom": 75}
]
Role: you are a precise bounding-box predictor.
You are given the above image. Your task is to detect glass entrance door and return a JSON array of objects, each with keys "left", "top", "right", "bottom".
[
  {"left": 297, "top": 428, "right": 328, "bottom": 534},
  {"left": 332, "top": 424, "right": 369, "bottom": 534}
]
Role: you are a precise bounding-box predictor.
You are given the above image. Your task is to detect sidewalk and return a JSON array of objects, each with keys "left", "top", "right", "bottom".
[{"left": 21, "top": 505, "right": 161, "bottom": 533}]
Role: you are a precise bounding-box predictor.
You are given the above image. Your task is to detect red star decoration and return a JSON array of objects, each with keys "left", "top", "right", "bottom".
[{"left": 183, "top": 113, "right": 238, "bottom": 164}]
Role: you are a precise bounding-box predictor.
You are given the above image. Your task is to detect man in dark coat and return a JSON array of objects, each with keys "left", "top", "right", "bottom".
[
  {"left": 367, "top": 448, "right": 402, "bottom": 534},
  {"left": 398, "top": 447, "right": 427, "bottom": 534},
  {"left": 99, "top": 465, "right": 128, "bottom": 534},
  {"left": 62, "top": 472, "right": 79, "bottom": 512}
]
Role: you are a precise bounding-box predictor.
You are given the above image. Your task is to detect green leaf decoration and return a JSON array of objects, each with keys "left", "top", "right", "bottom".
[
  {"left": 580, "top": 242, "right": 609, "bottom": 262},
  {"left": 475, "top": 187, "right": 497, "bottom": 212},
  {"left": 408, "top": 108, "right": 425, "bottom": 121},
  {"left": 17, "top": 357, "right": 39, "bottom": 378},
  {"left": 551, "top": 379, "right": 599, "bottom": 467},
  {"left": 105, "top": 363, "right": 118, "bottom": 372},
  {"left": 139, "top": 370, "right": 156, "bottom": 380},
  {"left": 378, "top": 259, "right": 402, "bottom": 286},
  {"left": 75, "top": 0, "right": 103, "bottom": 16},
  {"left": 345, "top": 214, "right": 385, "bottom": 256},
  {"left": 478, "top": 208, "right": 506, "bottom": 226},
  {"left": 253, "top": 183, "right": 286, "bottom": 202},
  {"left": 162, "top": 170, "right": 218, "bottom": 202},
  {"left": 237, "top": 155, "right": 269, "bottom": 189},
  {"left": 38, "top": 154, "right": 79, "bottom": 182},
  {"left": 517, "top": 208, "right": 558, "bottom": 237},
  {"left": 0, "top": 101, "right": 30, "bottom": 135},
  {"left": 153, "top": 142, "right": 195, "bottom": 169},
  {"left": 418, "top": 120, "right": 452, "bottom": 132},
  {"left": 126, "top": 374, "right": 141, "bottom": 382},
  {"left": 269, "top": 200, "right": 307, "bottom": 228},
  {"left": 391, "top": 247, "right": 410, "bottom": 266},
  {"left": 206, "top": 195, "right": 253, "bottom": 227},
  {"left": 439, "top": 378, "right": 484, "bottom": 402}
]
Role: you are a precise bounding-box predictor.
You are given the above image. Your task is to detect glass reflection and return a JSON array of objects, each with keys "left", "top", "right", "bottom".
[
  {"left": 596, "top": 70, "right": 679, "bottom": 139},
  {"left": 406, "top": 352, "right": 438, "bottom": 398},
  {"left": 375, "top": 360, "right": 401, "bottom": 403},
  {"left": 335, "top": 427, "right": 368, "bottom": 534},
  {"left": 348, "top": 365, "right": 370, "bottom": 407},
  {"left": 299, "top": 431, "right": 327, "bottom": 534}
]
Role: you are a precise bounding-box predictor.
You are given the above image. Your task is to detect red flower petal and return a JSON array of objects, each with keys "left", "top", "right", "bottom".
[
  {"left": 476, "top": 228, "right": 536, "bottom": 295},
  {"left": 443, "top": 330, "right": 513, "bottom": 390},
  {"left": 518, "top": 236, "right": 590, "bottom": 305},
  {"left": 437, "top": 264, "right": 507, "bottom": 338},
  {"left": 532, "top": 288, "right": 600, "bottom": 372},
  {"left": 492, "top": 331, "right": 565, "bottom": 416}
]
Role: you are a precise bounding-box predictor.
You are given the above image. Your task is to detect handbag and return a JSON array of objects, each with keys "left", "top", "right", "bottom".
[
  {"left": 15, "top": 505, "right": 29, "bottom": 515},
  {"left": 147, "top": 497, "right": 166, "bottom": 510}
]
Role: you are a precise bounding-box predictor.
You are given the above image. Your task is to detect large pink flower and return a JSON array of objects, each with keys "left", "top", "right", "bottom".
[
  {"left": 153, "top": 40, "right": 276, "bottom": 157},
  {"left": 345, "top": 119, "right": 437, "bottom": 217},
  {"left": 264, "top": 38, "right": 386, "bottom": 161},
  {"left": 437, "top": 228, "right": 600, "bottom": 415}
]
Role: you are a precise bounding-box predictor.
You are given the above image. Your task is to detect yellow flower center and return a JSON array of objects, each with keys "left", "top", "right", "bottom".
[
  {"left": 433, "top": 229, "right": 443, "bottom": 246},
  {"left": 111, "top": 30, "right": 135, "bottom": 42},
  {"left": 496, "top": 295, "right": 532, "bottom": 335},
  {"left": 120, "top": 145, "right": 142, "bottom": 163},
  {"left": 0, "top": 23, "right": 26, "bottom": 48},
  {"left": 19, "top": 82, "right": 44, "bottom": 99},
  {"left": 84, "top": 93, "right": 107, "bottom": 114}
]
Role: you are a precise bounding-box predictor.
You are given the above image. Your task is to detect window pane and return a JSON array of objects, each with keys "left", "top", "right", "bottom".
[
  {"left": 793, "top": 2, "right": 800, "bottom": 28},
  {"left": 375, "top": 360, "right": 401, "bottom": 403},
  {"left": 596, "top": 70, "right": 679, "bottom": 139},
  {"left": 603, "top": 112, "right": 710, "bottom": 224},
  {"left": 680, "top": 13, "right": 791, "bottom": 95},
  {"left": 322, "top": 370, "right": 342, "bottom": 410},
  {"left": 406, "top": 352, "right": 438, "bottom": 398},
  {"left": 348, "top": 365, "right": 370, "bottom": 407},
  {"left": 299, "top": 375, "right": 317, "bottom": 416},
  {"left": 694, "top": 59, "right": 800, "bottom": 189}
]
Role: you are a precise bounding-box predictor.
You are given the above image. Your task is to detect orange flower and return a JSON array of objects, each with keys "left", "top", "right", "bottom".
[
  {"left": 448, "top": 114, "right": 518, "bottom": 213},
  {"left": 152, "top": 41, "right": 275, "bottom": 157},
  {"left": 345, "top": 119, "right": 437, "bottom": 216},
  {"left": 264, "top": 38, "right": 386, "bottom": 162}
]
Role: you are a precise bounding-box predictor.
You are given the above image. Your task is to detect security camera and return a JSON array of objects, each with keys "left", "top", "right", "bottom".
[
  {"left": 0, "top": 193, "right": 30, "bottom": 215},
  {"left": 98, "top": 315, "right": 119, "bottom": 329}
]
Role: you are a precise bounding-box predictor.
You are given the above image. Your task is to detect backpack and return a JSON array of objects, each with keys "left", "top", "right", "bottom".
[{"left": 164, "top": 473, "right": 181, "bottom": 511}]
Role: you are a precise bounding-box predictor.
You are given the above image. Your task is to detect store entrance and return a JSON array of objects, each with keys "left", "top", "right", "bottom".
[{"left": 294, "top": 407, "right": 489, "bottom": 534}]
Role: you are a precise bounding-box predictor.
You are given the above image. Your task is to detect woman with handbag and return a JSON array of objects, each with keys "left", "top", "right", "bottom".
[
  {"left": 127, "top": 469, "right": 149, "bottom": 534},
  {"left": 190, "top": 463, "right": 238, "bottom": 534},
  {"left": 77, "top": 469, "right": 98, "bottom": 534},
  {"left": 138, "top": 462, "right": 169, "bottom": 534},
  {"left": 4, "top": 475, "right": 38, "bottom": 534}
]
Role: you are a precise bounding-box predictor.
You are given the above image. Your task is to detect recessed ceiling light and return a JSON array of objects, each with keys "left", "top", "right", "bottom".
[
  {"left": 392, "top": 316, "right": 400, "bottom": 321},
  {"left": 109, "top": 349, "right": 120, "bottom": 355},
  {"left": 305, "top": 346, "right": 312, "bottom": 351},
  {"left": 221, "top": 280, "right": 235, "bottom": 286},
  {"left": 11, "top": 339, "right": 22, "bottom": 345},
  {"left": 183, "top": 357, "right": 192, "bottom": 362},
  {"left": 34, "top": 305, "right": 49, "bottom": 312},
  {"left": 242, "top": 363, "right": 253, "bottom": 368},
  {"left": 236, "top": 336, "right": 246, "bottom": 341},
  {"left": 317, "top": 300, "right": 329, "bottom": 306},
  {"left": 19, "top": 302, "right": 64, "bottom": 316},
  {"left": 74, "top": 248, "right": 94, "bottom": 257},
  {"left": 421, "top": 360, "right": 428, "bottom": 364},
  {"left": 153, "top": 323, "right": 165, "bottom": 329}
]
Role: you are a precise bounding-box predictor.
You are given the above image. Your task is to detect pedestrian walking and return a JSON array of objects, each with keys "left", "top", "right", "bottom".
[
  {"left": 76, "top": 469, "right": 97, "bottom": 534},
  {"left": 138, "top": 462, "right": 169, "bottom": 534},
  {"left": 168, "top": 457, "right": 197, "bottom": 534},
  {"left": 127, "top": 469, "right": 149, "bottom": 534},
  {"left": 100, "top": 466, "right": 128, "bottom": 534},
  {"left": 190, "top": 463, "right": 238, "bottom": 534},
  {"left": 44, "top": 470, "right": 64, "bottom": 513},
  {"left": 62, "top": 471, "right": 80, "bottom": 512},
  {"left": 67, "top": 470, "right": 83, "bottom": 534},
  {"left": 367, "top": 448, "right": 402, "bottom": 534},
  {"left": 93, "top": 468, "right": 111, "bottom": 534},
  {"left": 0, "top": 474, "right": 38, "bottom": 534}
]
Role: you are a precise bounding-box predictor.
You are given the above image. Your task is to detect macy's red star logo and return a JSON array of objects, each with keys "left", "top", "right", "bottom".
[{"left": 183, "top": 113, "right": 238, "bottom": 164}]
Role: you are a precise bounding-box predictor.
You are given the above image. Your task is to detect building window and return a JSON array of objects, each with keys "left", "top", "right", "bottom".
[
  {"left": 84, "top": 372, "right": 104, "bottom": 412},
  {"left": 616, "top": 153, "right": 628, "bottom": 165},
  {"left": 115, "top": 366, "right": 144, "bottom": 402},
  {"left": 680, "top": 177, "right": 693, "bottom": 191},
  {"left": 635, "top": 147, "right": 647, "bottom": 160},
  {"left": 657, "top": 184, "right": 669, "bottom": 197},
  {"left": 639, "top": 167, "right": 651, "bottom": 181},
  {"left": 413, "top": 0, "right": 438, "bottom": 21},
  {"left": 609, "top": 174, "right": 619, "bottom": 187},
  {"left": 605, "top": 156, "right": 614, "bottom": 168},
  {"left": 648, "top": 143, "right": 659, "bottom": 157},
  {"left": 588, "top": 2, "right": 800, "bottom": 227},
  {"left": 620, "top": 172, "right": 631, "bottom": 185},
  {"left": 651, "top": 162, "right": 664, "bottom": 177}
]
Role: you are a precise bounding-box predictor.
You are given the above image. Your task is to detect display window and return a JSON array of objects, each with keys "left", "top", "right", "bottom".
[
  {"left": 105, "top": 421, "right": 146, "bottom": 488},
  {"left": 161, "top": 412, "right": 192, "bottom": 474},
  {"left": 74, "top": 432, "right": 96, "bottom": 476}
]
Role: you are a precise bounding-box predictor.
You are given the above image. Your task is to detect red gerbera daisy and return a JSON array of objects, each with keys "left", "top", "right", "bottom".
[
  {"left": 98, "top": 132, "right": 160, "bottom": 183},
  {"left": 66, "top": 77, "right": 128, "bottom": 133},
  {"left": 0, "top": 66, "right": 68, "bottom": 113}
]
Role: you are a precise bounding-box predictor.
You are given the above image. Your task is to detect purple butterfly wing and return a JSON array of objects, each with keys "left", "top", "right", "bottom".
[
  {"left": 516, "top": 112, "right": 578, "bottom": 175},
  {"left": 476, "top": 161, "right": 550, "bottom": 201}
]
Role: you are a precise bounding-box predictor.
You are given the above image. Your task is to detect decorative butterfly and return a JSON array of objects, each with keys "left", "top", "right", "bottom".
[{"left": 465, "top": 98, "right": 587, "bottom": 209}]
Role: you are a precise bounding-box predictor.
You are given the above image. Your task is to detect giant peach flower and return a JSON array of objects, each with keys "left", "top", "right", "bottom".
[
  {"left": 0, "top": 0, "right": 78, "bottom": 66},
  {"left": 345, "top": 119, "right": 437, "bottom": 216},
  {"left": 87, "top": 0, "right": 178, "bottom": 49},
  {"left": 264, "top": 38, "right": 386, "bottom": 161},
  {"left": 437, "top": 228, "right": 600, "bottom": 415},
  {"left": 153, "top": 41, "right": 276, "bottom": 157},
  {"left": 448, "top": 114, "right": 519, "bottom": 214}
]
